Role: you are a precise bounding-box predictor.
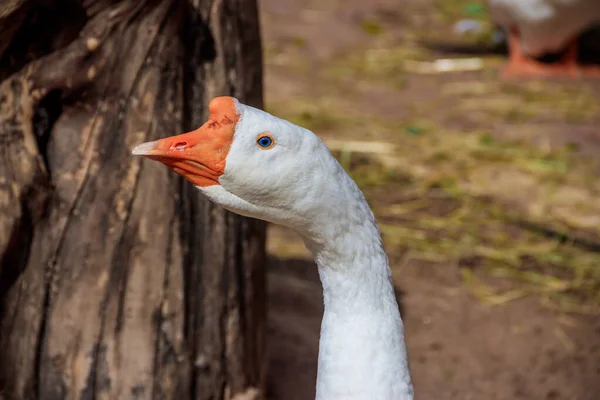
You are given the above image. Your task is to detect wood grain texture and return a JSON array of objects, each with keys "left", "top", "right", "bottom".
[{"left": 0, "top": 1, "right": 266, "bottom": 399}]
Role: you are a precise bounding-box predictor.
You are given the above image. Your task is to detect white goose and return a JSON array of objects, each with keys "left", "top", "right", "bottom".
[
  {"left": 132, "top": 97, "right": 414, "bottom": 400},
  {"left": 487, "top": 0, "right": 600, "bottom": 76}
]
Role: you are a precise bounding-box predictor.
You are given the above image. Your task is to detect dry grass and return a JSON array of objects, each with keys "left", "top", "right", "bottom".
[
  {"left": 354, "top": 150, "right": 600, "bottom": 315},
  {"left": 262, "top": 0, "right": 600, "bottom": 314},
  {"left": 266, "top": 94, "right": 600, "bottom": 315}
]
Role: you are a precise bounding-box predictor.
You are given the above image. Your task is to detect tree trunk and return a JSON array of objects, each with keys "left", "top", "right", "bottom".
[{"left": 0, "top": 1, "right": 266, "bottom": 399}]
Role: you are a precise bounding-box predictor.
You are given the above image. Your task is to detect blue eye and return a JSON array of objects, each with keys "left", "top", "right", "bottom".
[{"left": 257, "top": 134, "right": 274, "bottom": 149}]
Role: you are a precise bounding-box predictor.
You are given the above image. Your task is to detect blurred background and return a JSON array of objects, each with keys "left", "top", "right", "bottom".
[
  {"left": 261, "top": 1, "right": 600, "bottom": 399},
  {"left": 1, "top": 0, "right": 599, "bottom": 399}
]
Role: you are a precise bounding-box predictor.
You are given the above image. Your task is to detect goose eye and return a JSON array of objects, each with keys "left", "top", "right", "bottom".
[{"left": 256, "top": 134, "right": 274, "bottom": 149}]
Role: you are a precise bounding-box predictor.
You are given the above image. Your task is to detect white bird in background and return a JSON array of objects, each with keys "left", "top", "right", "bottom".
[
  {"left": 132, "top": 97, "right": 414, "bottom": 400},
  {"left": 487, "top": 0, "right": 600, "bottom": 77}
]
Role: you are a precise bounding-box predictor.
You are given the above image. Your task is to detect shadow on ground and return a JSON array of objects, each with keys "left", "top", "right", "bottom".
[
  {"left": 260, "top": 0, "right": 600, "bottom": 398},
  {"left": 266, "top": 249, "right": 600, "bottom": 400},
  {"left": 266, "top": 255, "right": 406, "bottom": 400}
]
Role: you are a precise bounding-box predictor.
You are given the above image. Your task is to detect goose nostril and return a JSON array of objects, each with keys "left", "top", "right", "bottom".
[{"left": 172, "top": 141, "right": 187, "bottom": 151}]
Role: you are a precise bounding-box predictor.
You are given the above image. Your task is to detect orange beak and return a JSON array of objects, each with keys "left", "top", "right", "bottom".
[{"left": 131, "top": 97, "right": 239, "bottom": 187}]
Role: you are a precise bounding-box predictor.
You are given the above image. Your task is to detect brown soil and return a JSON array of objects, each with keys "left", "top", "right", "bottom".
[
  {"left": 260, "top": 0, "right": 600, "bottom": 399},
  {"left": 266, "top": 242, "right": 600, "bottom": 400}
]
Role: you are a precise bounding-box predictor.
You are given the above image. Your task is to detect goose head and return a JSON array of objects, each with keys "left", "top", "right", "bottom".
[{"left": 132, "top": 96, "right": 349, "bottom": 234}]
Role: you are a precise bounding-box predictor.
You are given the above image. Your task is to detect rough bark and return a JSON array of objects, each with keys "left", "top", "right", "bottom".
[{"left": 0, "top": 1, "right": 266, "bottom": 399}]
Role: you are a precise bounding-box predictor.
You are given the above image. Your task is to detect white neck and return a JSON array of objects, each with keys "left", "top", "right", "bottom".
[
  {"left": 297, "top": 173, "right": 414, "bottom": 400},
  {"left": 202, "top": 136, "right": 414, "bottom": 398}
]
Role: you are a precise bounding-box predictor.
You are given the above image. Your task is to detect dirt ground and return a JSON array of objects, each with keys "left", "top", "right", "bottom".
[{"left": 258, "top": 1, "right": 600, "bottom": 399}]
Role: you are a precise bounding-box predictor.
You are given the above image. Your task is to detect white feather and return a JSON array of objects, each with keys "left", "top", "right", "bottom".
[
  {"left": 199, "top": 102, "right": 414, "bottom": 400},
  {"left": 487, "top": 0, "right": 600, "bottom": 55}
]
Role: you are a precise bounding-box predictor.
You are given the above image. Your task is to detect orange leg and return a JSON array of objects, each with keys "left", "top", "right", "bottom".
[{"left": 503, "top": 27, "right": 580, "bottom": 78}]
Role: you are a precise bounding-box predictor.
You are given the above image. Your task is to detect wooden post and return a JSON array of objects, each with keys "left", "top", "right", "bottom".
[{"left": 0, "top": 0, "right": 266, "bottom": 399}]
